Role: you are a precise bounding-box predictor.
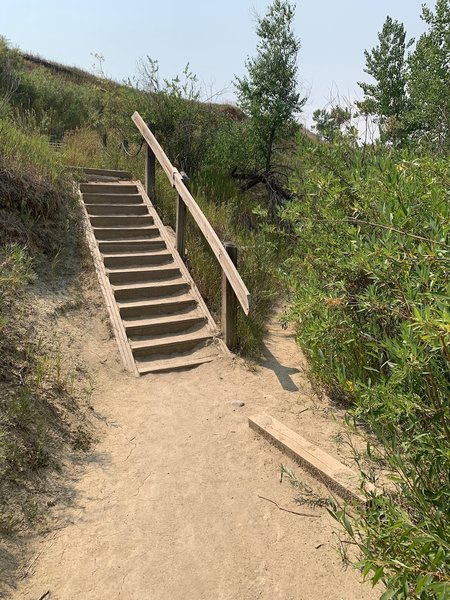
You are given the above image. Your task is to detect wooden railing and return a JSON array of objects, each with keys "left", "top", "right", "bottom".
[{"left": 132, "top": 111, "right": 251, "bottom": 348}]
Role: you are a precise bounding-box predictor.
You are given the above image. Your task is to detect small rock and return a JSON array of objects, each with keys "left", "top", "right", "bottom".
[{"left": 231, "top": 401, "right": 245, "bottom": 408}]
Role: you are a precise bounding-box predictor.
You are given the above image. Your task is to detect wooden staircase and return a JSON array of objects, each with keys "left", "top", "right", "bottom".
[{"left": 78, "top": 170, "right": 224, "bottom": 375}]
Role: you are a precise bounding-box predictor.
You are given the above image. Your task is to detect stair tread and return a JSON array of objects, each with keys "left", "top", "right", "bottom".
[
  {"left": 99, "top": 237, "right": 164, "bottom": 244},
  {"left": 98, "top": 238, "right": 162, "bottom": 244},
  {"left": 91, "top": 215, "right": 152, "bottom": 219},
  {"left": 83, "top": 193, "right": 142, "bottom": 197},
  {"left": 112, "top": 278, "right": 188, "bottom": 292},
  {"left": 107, "top": 264, "right": 179, "bottom": 274},
  {"left": 124, "top": 311, "right": 203, "bottom": 328},
  {"left": 85, "top": 203, "right": 146, "bottom": 208},
  {"left": 130, "top": 329, "right": 214, "bottom": 350},
  {"left": 105, "top": 250, "right": 172, "bottom": 258},
  {"left": 137, "top": 353, "right": 219, "bottom": 374},
  {"left": 93, "top": 225, "right": 157, "bottom": 230},
  {"left": 117, "top": 293, "right": 195, "bottom": 309}
]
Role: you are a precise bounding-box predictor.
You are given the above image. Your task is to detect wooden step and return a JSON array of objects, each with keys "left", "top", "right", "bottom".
[
  {"left": 103, "top": 250, "right": 173, "bottom": 269},
  {"left": 118, "top": 294, "right": 197, "bottom": 318},
  {"left": 89, "top": 215, "right": 154, "bottom": 228},
  {"left": 107, "top": 265, "right": 181, "bottom": 285},
  {"left": 124, "top": 312, "right": 206, "bottom": 337},
  {"left": 82, "top": 193, "right": 143, "bottom": 205},
  {"left": 99, "top": 239, "right": 166, "bottom": 254},
  {"left": 93, "top": 226, "right": 160, "bottom": 241},
  {"left": 130, "top": 329, "right": 214, "bottom": 358},
  {"left": 80, "top": 183, "right": 138, "bottom": 194},
  {"left": 78, "top": 167, "right": 131, "bottom": 179},
  {"left": 137, "top": 353, "right": 218, "bottom": 375},
  {"left": 112, "top": 279, "right": 189, "bottom": 301},
  {"left": 79, "top": 176, "right": 223, "bottom": 375},
  {"left": 85, "top": 203, "right": 148, "bottom": 216}
]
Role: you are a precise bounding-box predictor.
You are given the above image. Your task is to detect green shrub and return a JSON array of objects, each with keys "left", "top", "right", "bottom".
[{"left": 283, "top": 137, "right": 449, "bottom": 598}]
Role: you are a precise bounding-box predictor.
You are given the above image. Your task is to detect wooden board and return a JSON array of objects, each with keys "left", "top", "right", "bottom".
[
  {"left": 135, "top": 180, "right": 229, "bottom": 357},
  {"left": 78, "top": 190, "right": 139, "bottom": 376},
  {"left": 249, "top": 413, "right": 376, "bottom": 503},
  {"left": 132, "top": 111, "right": 251, "bottom": 315}
]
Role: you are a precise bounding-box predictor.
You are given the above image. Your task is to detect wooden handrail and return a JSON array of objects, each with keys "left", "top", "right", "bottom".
[{"left": 132, "top": 111, "right": 251, "bottom": 316}]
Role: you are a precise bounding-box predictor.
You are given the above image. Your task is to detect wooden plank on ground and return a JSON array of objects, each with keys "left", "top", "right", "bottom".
[{"left": 249, "top": 413, "right": 375, "bottom": 503}]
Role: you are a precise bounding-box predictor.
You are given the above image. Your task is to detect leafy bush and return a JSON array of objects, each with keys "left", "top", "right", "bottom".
[{"left": 282, "top": 136, "right": 449, "bottom": 597}]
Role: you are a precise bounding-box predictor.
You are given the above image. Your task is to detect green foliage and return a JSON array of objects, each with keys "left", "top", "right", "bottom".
[
  {"left": 312, "top": 105, "right": 356, "bottom": 142},
  {"left": 235, "top": 0, "right": 305, "bottom": 174},
  {"left": 358, "top": 16, "right": 412, "bottom": 145},
  {"left": 283, "top": 136, "right": 450, "bottom": 597},
  {"left": 14, "top": 66, "right": 99, "bottom": 137},
  {"left": 136, "top": 58, "right": 225, "bottom": 174},
  {"left": 408, "top": 0, "right": 450, "bottom": 153}
]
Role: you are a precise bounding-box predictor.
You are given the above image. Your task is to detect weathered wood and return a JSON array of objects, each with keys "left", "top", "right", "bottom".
[
  {"left": 145, "top": 122, "right": 156, "bottom": 203},
  {"left": 249, "top": 413, "right": 377, "bottom": 503},
  {"left": 135, "top": 180, "right": 229, "bottom": 357},
  {"left": 78, "top": 190, "right": 138, "bottom": 377},
  {"left": 132, "top": 111, "right": 251, "bottom": 315},
  {"left": 133, "top": 113, "right": 174, "bottom": 182},
  {"left": 69, "top": 166, "right": 131, "bottom": 179},
  {"left": 222, "top": 242, "right": 238, "bottom": 349},
  {"left": 176, "top": 172, "right": 188, "bottom": 260}
]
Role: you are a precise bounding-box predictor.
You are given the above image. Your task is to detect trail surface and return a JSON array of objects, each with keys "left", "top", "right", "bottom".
[{"left": 12, "top": 299, "right": 377, "bottom": 600}]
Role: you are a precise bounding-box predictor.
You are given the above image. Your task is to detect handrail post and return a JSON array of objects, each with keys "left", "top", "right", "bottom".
[
  {"left": 176, "top": 172, "right": 188, "bottom": 261},
  {"left": 222, "top": 242, "right": 238, "bottom": 350},
  {"left": 145, "top": 122, "right": 156, "bottom": 205}
]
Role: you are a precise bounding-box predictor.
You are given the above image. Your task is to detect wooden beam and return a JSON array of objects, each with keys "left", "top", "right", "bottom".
[
  {"left": 222, "top": 242, "right": 238, "bottom": 349},
  {"left": 249, "top": 413, "right": 376, "bottom": 503},
  {"left": 133, "top": 112, "right": 176, "bottom": 183},
  {"left": 176, "top": 172, "right": 188, "bottom": 260},
  {"left": 145, "top": 122, "right": 156, "bottom": 203},
  {"left": 132, "top": 111, "right": 251, "bottom": 315}
]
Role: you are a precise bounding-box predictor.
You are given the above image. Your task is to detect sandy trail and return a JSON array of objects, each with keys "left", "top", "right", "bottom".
[{"left": 11, "top": 305, "right": 377, "bottom": 600}]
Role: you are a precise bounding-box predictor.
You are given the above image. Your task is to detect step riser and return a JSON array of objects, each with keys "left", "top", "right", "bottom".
[
  {"left": 103, "top": 254, "right": 172, "bottom": 268},
  {"left": 99, "top": 241, "right": 166, "bottom": 253},
  {"left": 93, "top": 228, "right": 159, "bottom": 241},
  {"left": 90, "top": 216, "right": 154, "bottom": 227},
  {"left": 119, "top": 299, "right": 196, "bottom": 319},
  {"left": 82, "top": 194, "right": 143, "bottom": 205},
  {"left": 114, "top": 283, "right": 189, "bottom": 301},
  {"left": 80, "top": 184, "right": 138, "bottom": 194},
  {"left": 126, "top": 317, "right": 206, "bottom": 338},
  {"left": 132, "top": 337, "right": 211, "bottom": 358},
  {"left": 86, "top": 204, "right": 148, "bottom": 216},
  {"left": 108, "top": 267, "right": 181, "bottom": 285}
]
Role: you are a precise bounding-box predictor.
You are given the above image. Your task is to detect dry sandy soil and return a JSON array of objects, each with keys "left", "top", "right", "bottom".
[{"left": 5, "top": 275, "right": 379, "bottom": 600}]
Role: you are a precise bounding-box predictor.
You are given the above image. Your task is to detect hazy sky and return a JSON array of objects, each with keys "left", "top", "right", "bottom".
[{"left": 1, "top": 0, "right": 433, "bottom": 126}]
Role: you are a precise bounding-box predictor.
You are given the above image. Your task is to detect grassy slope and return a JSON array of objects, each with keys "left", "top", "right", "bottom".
[{"left": 0, "top": 114, "right": 101, "bottom": 591}]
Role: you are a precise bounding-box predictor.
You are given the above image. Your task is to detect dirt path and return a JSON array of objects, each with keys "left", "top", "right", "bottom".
[{"left": 11, "top": 302, "right": 377, "bottom": 600}]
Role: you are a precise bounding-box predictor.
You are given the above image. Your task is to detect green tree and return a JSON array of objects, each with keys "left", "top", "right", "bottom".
[
  {"left": 312, "top": 105, "right": 356, "bottom": 142},
  {"left": 235, "top": 0, "right": 305, "bottom": 216},
  {"left": 407, "top": 0, "right": 450, "bottom": 153},
  {"left": 358, "top": 16, "right": 411, "bottom": 145}
]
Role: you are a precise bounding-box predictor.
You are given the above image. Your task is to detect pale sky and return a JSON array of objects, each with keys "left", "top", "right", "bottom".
[{"left": 1, "top": 0, "right": 432, "bottom": 126}]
